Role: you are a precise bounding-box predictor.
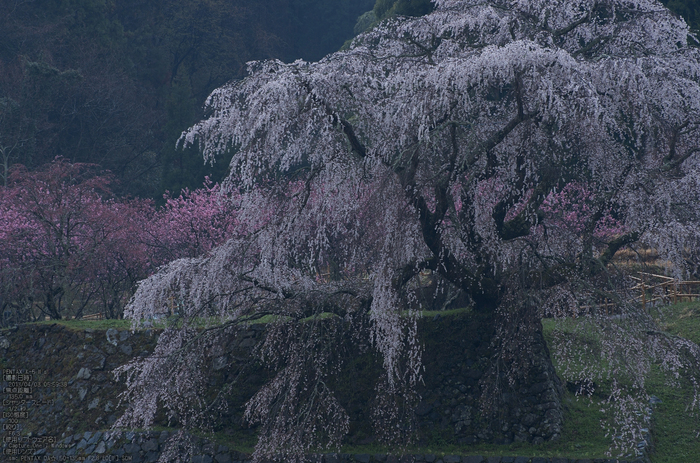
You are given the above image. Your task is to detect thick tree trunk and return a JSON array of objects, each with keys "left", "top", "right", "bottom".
[{"left": 416, "top": 311, "right": 563, "bottom": 445}]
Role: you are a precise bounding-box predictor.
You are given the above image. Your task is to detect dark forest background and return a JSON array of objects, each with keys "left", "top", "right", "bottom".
[{"left": 0, "top": 0, "right": 697, "bottom": 200}]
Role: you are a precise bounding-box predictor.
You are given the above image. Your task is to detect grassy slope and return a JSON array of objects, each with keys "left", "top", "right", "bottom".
[
  {"left": 540, "top": 301, "right": 700, "bottom": 462},
  {"left": 646, "top": 302, "right": 700, "bottom": 462}
]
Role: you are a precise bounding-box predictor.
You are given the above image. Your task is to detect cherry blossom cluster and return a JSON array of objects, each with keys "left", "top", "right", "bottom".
[{"left": 0, "top": 159, "right": 238, "bottom": 322}]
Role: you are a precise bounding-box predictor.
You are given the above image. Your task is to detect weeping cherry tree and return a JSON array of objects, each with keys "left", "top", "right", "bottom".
[{"left": 115, "top": 0, "right": 700, "bottom": 460}]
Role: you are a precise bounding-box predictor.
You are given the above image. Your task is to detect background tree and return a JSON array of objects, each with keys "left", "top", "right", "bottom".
[
  {"left": 0, "top": 93, "right": 26, "bottom": 186},
  {"left": 3, "top": 0, "right": 698, "bottom": 199},
  {"left": 147, "top": 179, "right": 242, "bottom": 263},
  {"left": 0, "top": 160, "right": 151, "bottom": 321},
  {"left": 354, "top": 0, "right": 433, "bottom": 35},
  {"left": 663, "top": 0, "right": 700, "bottom": 31},
  {"left": 374, "top": 0, "right": 433, "bottom": 20},
  {"left": 0, "top": 158, "right": 243, "bottom": 324},
  {"left": 0, "top": 0, "right": 374, "bottom": 198}
]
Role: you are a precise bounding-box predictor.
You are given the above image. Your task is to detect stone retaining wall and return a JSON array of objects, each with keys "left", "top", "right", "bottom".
[
  {"left": 1, "top": 313, "right": 567, "bottom": 461},
  {"left": 39, "top": 430, "right": 644, "bottom": 463},
  {"left": 414, "top": 314, "right": 562, "bottom": 445}
]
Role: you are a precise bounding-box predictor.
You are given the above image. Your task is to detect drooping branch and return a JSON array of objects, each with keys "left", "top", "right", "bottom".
[
  {"left": 118, "top": 1, "right": 700, "bottom": 459},
  {"left": 459, "top": 75, "right": 536, "bottom": 177},
  {"left": 661, "top": 147, "right": 700, "bottom": 172},
  {"left": 573, "top": 35, "right": 610, "bottom": 57},
  {"left": 598, "top": 231, "right": 641, "bottom": 268},
  {"left": 297, "top": 78, "right": 369, "bottom": 162},
  {"left": 337, "top": 118, "right": 368, "bottom": 159},
  {"left": 663, "top": 120, "right": 690, "bottom": 165},
  {"left": 392, "top": 256, "right": 439, "bottom": 291},
  {"left": 239, "top": 274, "right": 296, "bottom": 299},
  {"left": 552, "top": 11, "right": 592, "bottom": 38}
]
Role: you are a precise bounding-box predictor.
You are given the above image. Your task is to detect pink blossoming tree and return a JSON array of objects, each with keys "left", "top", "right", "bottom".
[
  {"left": 0, "top": 160, "right": 152, "bottom": 321},
  {"left": 0, "top": 160, "right": 239, "bottom": 323},
  {"left": 148, "top": 179, "right": 243, "bottom": 263},
  {"left": 116, "top": 0, "right": 700, "bottom": 460}
]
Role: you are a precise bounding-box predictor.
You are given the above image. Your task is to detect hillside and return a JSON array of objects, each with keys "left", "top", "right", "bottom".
[{"left": 0, "top": 0, "right": 374, "bottom": 197}]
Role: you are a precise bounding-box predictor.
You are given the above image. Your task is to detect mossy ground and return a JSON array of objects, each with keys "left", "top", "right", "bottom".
[
  {"left": 158, "top": 391, "right": 610, "bottom": 460},
  {"left": 211, "top": 301, "right": 700, "bottom": 461},
  {"left": 540, "top": 301, "right": 700, "bottom": 462}
]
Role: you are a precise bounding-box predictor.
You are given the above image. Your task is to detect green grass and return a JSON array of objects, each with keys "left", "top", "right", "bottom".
[
  {"left": 300, "top": 312, "right": 340, "bottom": 322},
  {"left": 335, "top": 301, "right": 700, "bottom": 462},
  {"left": 653, "top": 301, "right": 700, "bottom": 345},
  {"left": 543, "top": 301, "right": 700, "bottom": 462},
  {"left": 345, "top": 393, "right": 609, "bottom": 460},
  {"left": 117, "top": 400, "right": 611, "bottom": 460},
  {"left": 542, "top": 317, "right": 610, "bottom": 378},
  {"left": 412, "top": 307, "right": 472, "bottom": 318},
  {"left": 17, "top": 307, "right": 472, "bottom": 333},
  {"left": 21, "top": 314, "right": 279, "bottom": 331},
  {"left": 646, "top": 364, "right": 700, "bottom": 463},
  {"left": 645, "top": 301, "right": 700, "bottom": 462},
  {"left": 26, "top": 318, "right": 133, "bottom": 331}
]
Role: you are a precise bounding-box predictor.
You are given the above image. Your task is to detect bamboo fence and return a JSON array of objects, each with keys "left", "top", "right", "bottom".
[
  {"left": 630, "top": 272, "right": 700, "bottom": 308},
  {"left": 570, "top": 272, "right": 700, "bottom": 317}
]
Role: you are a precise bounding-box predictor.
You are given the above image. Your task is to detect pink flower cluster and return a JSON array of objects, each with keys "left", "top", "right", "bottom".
[
  {"left": 541, "top": 182, "right": 626, "bottom": 240},
  {"left": 150, "top": 178, "right": 242, "bottom": 261},
  {"left": 0, "top": 159, "right": 239, "bottom": 321}
]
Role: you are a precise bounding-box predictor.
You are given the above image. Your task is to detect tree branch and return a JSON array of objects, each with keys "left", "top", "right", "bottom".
[
  {"left": 338, "top": 118, "right": 367, "bottom": 158},
  {"left": 599, "top": 231, "right": 640, "bottom": 267},
  {"left": 552, "top": 11, "right": 591, "bottom": 37},
  {"left": 661, "top": 147, "right": 700, "bottom": 172},
  {"left": 392, "top": 257, "right": 439, "bottom": 290}
]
